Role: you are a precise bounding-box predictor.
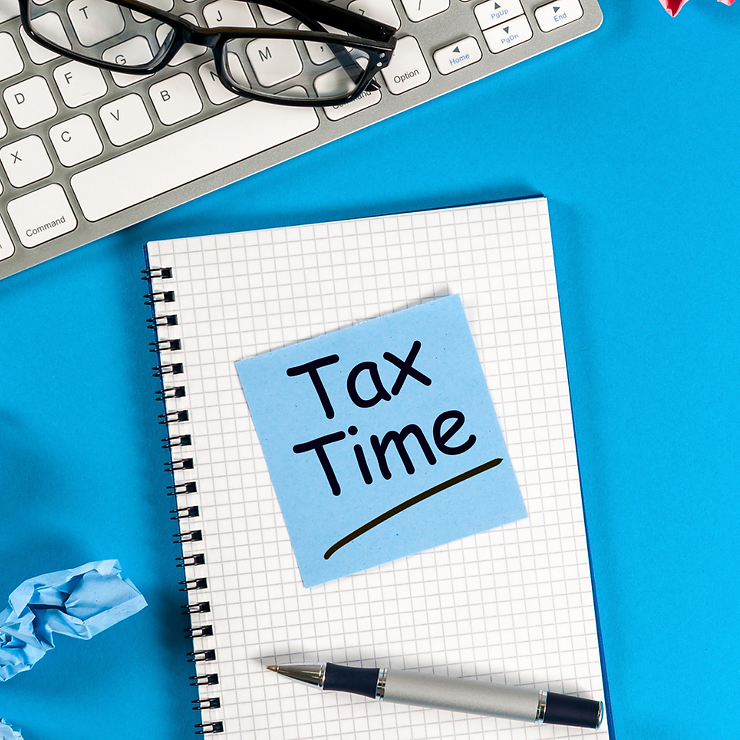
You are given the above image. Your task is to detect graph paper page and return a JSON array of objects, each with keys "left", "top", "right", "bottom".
[{"left": 146, "top": 197, "right": 609, "bottom": 740}]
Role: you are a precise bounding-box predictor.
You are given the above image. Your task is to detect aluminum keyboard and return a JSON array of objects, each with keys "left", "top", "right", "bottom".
[{"left": 0, "top": 0, "right": 602, "bottom": 279}]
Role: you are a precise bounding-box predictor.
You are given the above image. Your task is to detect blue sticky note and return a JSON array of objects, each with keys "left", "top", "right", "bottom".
[{"left": 236, "top": 295, "right": 527, "bottom": 587}]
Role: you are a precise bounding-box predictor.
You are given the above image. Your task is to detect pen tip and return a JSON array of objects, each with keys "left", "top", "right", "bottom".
[{"left": 266, "top": 665, "right": 278, "bottom": 673}]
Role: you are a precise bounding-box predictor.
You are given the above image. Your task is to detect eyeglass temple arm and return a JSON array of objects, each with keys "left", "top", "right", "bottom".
[{"left": 261, "top": 0, "right": 398, "bottom": 42}]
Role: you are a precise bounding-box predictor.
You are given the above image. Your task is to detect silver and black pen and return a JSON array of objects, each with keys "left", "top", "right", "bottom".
[{"left": 267, "top": 662, "right": 603, "bottom": 729}]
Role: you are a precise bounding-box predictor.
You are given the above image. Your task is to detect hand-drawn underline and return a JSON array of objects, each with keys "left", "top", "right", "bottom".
[{"left": 323, "top": 457, "right": 503, "bottom": 560}]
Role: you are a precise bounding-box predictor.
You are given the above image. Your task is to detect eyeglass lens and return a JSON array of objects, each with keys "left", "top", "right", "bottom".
[
  {"left": 222, "top": 31, "right": 372, "bottom": 102},
  {"left": 26, "top": 0, "right": 377, "bottom": 103},
  {"left": 27, "top": 0, "right": 177, "bottom": 69}
]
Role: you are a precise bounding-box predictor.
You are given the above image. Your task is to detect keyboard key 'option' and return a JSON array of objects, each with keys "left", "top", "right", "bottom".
[
  {"left": 535, "top": 0, "right": 583, "bottom": 31},
  {"left": 483, "top": 15, "right": 533, "bottom": 53},
  {"left": 380, "top": 36, "right": 431, "bottom": 95},
  {"left": 8, "top": 183, "right": 77, "bottom": 248},
  {"left": 433, "top": 37, "right": 482, "bottom": 75}
]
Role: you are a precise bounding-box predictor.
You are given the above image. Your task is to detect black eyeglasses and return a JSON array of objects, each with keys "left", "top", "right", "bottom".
[{"left": 19, "top": 0, "right": 397, "bottom": 106}]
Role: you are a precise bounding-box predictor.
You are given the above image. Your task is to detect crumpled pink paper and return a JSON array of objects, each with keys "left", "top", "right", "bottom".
[{"left": 660, "top": 0, "right": 735, "bottom": 16}]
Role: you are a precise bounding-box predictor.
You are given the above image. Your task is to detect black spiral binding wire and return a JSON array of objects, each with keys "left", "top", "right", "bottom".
[{"left": 143, "top": 266, "right": 223, "bottom": 735}]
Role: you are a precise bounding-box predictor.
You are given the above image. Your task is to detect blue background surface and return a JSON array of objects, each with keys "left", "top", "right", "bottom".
[{"left": 1, "top": 1, "right": 739, "bottom": 738}]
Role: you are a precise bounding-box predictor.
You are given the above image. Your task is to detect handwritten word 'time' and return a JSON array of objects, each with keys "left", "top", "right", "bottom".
[{"left": 287, "top": 341, "right": 477, "bottom": 496}]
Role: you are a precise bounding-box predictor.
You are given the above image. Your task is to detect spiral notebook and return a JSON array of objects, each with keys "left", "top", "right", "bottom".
[{"left": 143, "top": 197, "right": 611, "bottom": 739}]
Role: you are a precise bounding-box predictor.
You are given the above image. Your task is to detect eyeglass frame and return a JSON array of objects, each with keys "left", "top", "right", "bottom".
[{"left": 19, "top": 0, "right": 398, "bottom": 107}]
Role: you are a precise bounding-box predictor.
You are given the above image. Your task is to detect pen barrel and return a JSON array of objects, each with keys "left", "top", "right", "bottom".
[{"left": 382, "top": 671, "right": 542, "bottom": 723}]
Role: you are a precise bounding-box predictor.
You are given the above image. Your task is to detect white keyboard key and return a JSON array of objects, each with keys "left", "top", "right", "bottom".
[
  {"left": 348, "top": 0, "right": 401, "bottom": 29},
  {"left": 483, "top": 15, "right": 533, "bottom": 53},
  {"left": 71, "top": 102, "right": 319, "bottom": 222},
  {"left": 19, "top": 25, "right": 61, "bottom": 64},
  {"left": 247, "top": 38, "right": 302, "bottom": 88},
  {"left": 0, "top": 113, "right": 6, "bottom": 139},
  {"left": 0, "top": 33, "right": 24, "bottom": 82},
  {"left": 149, "top": 73, "right": 203, "bottom": 125},
  {"left": 140, "top": 0, "right": 174, "bottom": 7},
  {"left": 53, "top": 61, "right": 108, "bottom": 107},
  {"left": 49, "top": 115, "right": 104, "bottom": 166},
  {"left": 433, "top": 37, "right": 482, "bottom": 75},
  {"left": 380, "top": 36, "right": 431, "bottom": 95},
  {"left": 132, "top": 0, "right": 173, "bottom": 21},
  {"left": 103, "top": 36, "right": 155, "bottom": 87},
  {"left": 321, "top": 85, "right": 381, "bottom": 121},
  {"left": 99, "top": 93, "right": 153, "bottom": 145},
  {"left": 68, "top": 0, "right": 125, "bottom": 47},
  {"left": 315, "top": 63, "right": 379, "bottom": 108},
  {"left": 399, "top": 0, "right": 449, "bottom": 22},
  {"left": 305, "top": 40, "right": 335, "bottom": 68},
  {"left": 296, "top": 24, "right": 346, "bottom": 66},
  {"left": 0, "top": 135, "right": 53, "bottom": 188},
  {"left": 198, "top": 61, "right": 238, "bottom": 105},
  {"left": 225, "top": 51, "right": 250, "bottom": 88},
  {"left": 0, "top": 218, "right": 15, "bottom": 262},
  {"left": 203, "top": 0, "right": 255, "bottom": 28},
  {"left": 3, "top": 76, "right": 58, "bottom": 129},
  {"left": 0, "top": 0, "right": 20, "bottom": 23},
  {"left": 7, "top": 184, "right": 77, "bottom": 248},
  {"left": 474, "top": 0, "right": 524, "bottom": 30},
  {"left": 28, "top": 11, "right": 72, "bottom": 49},
  {"left": 259, "top": 6, "right": 290, "bottom": 24},
  {"left": 535, "top": 0, "right": 583, "bottom": 32}
]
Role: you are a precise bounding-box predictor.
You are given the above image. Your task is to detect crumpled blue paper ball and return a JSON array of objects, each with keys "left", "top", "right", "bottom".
[{"left": 0, "top": 560, "right": 147, "bottom": 681}]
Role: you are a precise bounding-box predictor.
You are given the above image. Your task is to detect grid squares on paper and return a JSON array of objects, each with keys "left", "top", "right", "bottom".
[{"left": 147, "top": 198, "right": 609, "bottom": 740}]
